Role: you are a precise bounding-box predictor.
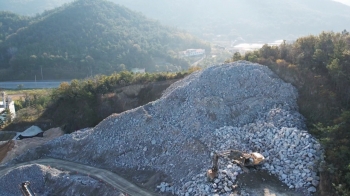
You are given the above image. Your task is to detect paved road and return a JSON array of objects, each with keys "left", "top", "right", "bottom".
[
  {"left": 0, "top": 158, "right": 154, "bottom": 196},
  {"left": 0, "top": 81, "right": 69, "bottom": 89},
  {"left": 191, "top": 56, "right": 205, "bottom": 66}
]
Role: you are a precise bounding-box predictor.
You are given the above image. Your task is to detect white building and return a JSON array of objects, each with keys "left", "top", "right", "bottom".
[
  {"left": 179, "top": 49, "right": 206, "bottom": 58},
  {"left": 0, "top": 92, "right": 7, "bottom": 114},
  {"left": 131, "top": 68, "right": 146, "bottom": 73},
  {"left": 0, "top": 92, "right": 16, "bottom": 121}
]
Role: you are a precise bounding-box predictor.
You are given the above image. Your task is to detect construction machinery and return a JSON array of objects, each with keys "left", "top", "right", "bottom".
[
  {"left": 207, "top": 150, "right": 265, "bottom": 181},
  {"left": 19, "top": 181, "right": 35, "bottom": 196}
]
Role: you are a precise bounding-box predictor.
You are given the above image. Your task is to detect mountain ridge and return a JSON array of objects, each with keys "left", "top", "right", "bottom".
[
  {"left": 0, "top": 0, "right": 210, "bottom": 80},
  {"left": 1, "top": 0, "right": 350, "bottom": 41}
]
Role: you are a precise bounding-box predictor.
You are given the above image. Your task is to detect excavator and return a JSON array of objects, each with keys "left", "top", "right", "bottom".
[{"left": 207, "top": 150, "right": 265, "bottom": 181}]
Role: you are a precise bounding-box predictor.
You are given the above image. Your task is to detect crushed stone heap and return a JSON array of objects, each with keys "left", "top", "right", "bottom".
[
  {"left": 0, "top": 164, "right": 120, "bottom": 195},
  {"left": 3, "top": 61, "right": 323, "bottom": 195}
]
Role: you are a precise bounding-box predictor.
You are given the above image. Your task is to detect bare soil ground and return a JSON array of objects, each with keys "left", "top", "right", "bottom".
[
  {"left": 0, "top": 132, "right": 16, "bottom": 141},
  {"left": 236, "top": 169, "right": 307, "bottom": 196},
  {"left": 0, "top": 128, "right": 63, "bottom": 164},
  {"left": 0, "top": 140, "right": 14, "bottom": 163},
  {"left": 7, "top": 93, "right": 25, "bottom": 101}
]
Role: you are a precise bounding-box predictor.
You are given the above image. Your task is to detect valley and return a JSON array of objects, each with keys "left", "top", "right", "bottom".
[{"left": 0, "top": 0, "right": 350, "bottom": 195}]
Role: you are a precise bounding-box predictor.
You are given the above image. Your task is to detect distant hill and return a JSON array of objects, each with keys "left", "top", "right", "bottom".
[
  {"left": 0, "top": 0, "right": 210, "bottom": 80},
  {"left": 0, "top": 0, "right": 71, "bottom": 16},
  {"left": 1, "top": 0, "right": 350, "bottom": 42},
  {"left": 109, "top": 0, "right": 350, "bottom": 41},
  {"left": 0, "top": 12, "right": 30, "bottom": 44}
]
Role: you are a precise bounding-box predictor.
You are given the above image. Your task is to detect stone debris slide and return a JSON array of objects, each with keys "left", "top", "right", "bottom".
[{"left": 1, "top": 61, "right": 323, "bottom": 195}]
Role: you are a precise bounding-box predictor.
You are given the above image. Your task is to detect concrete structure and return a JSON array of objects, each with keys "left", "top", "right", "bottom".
[
  {"left": 13, "top": 125, "right": 43, "bottom": 140},
  {"left": 0, "top": 92, "right": 6, "bottom": 113},
  {"left": 0, "top": 91, "right": 16, "bottom": 121},
  {"left": 131, "top": 68, "right": 146, "bottom": 73},
  {"left": 179, "top": 49, "right": 205, "bottom": 58}
]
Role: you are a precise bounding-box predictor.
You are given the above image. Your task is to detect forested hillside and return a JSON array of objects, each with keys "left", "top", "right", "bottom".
[
  {"left": 6, "top": 69, "right": 198, "bottom": 133},
  {"left": 230, "top": 31, "right": 350, "bottom": 195},
  {"left": 0, "top": 0, "right": 210, "bottom": 80},
  {"left": 0, "top": 12, "right": 30, "bottom": 44}
]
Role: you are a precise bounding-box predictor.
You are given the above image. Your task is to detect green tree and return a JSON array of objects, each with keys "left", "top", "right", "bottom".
[
  {"left": 259, "top": 44, "right": 279, "bottom": 60},
  {"left": 232, "top": 52, "right": 242, "bottom": 61},
  {"left": 244, "top": 51, "right": 258, "bottom": 62}
]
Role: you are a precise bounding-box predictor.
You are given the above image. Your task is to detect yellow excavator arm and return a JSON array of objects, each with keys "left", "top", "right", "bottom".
[{"left": 206, "top": 150, "right": 265, "bottom": 181}]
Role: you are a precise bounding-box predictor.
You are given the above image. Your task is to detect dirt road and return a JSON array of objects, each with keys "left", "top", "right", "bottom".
[
  {"left": 0, "top": 158, "right": 155, "bottom": 196},
  {"left": 0, "top": 140, "right": 14, "bottom": 162},
  {"left": 191, "top": 56, "right": 205, "bottom": 67},
  {"left": 236, "top": 170, "right": 307, "bottom": 196}
]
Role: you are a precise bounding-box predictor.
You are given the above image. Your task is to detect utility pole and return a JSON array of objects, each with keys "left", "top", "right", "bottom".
[{"left": 41, "top": 66, "right": 43, "bottom": 80}]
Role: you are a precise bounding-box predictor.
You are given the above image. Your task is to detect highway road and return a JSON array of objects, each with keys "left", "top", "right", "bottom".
[
  {"left": 0, "top": 158, "right": 155, "bottom": 196},
  {"left": 0, "top": 81, "right": 69, "bottom": 89}
]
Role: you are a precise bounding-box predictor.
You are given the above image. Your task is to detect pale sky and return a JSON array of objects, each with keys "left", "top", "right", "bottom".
[{"left": 333, "top": 0, "right": 350, "bottom": 6}]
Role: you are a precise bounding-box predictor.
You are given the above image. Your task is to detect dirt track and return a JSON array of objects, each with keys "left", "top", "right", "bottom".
[
  {"left": 236, "top": 169, "right": 306, "bottom": 196},
  {"left": 0, "top": 158, "right": 154, "bottom": 196},
  {"left": 0, "top": 128, "right": 156, "bottom": 195},
  {"left": 0, "top": 140, "right": 14, "bottom": 163}
]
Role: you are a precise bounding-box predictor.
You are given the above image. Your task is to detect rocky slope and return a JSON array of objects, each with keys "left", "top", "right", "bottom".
[
  {"left": 1, "top": 61, "right": 323, "bottom": 195},
  {"left": 0, "top": 163, "right": 120, "bottom": 195}
]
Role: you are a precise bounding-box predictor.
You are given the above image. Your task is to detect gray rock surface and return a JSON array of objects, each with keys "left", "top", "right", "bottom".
[
  {"left": 1, "top": 61, "right": 323, "bottom": 195},
  {"left": 0, "top": 164, "right": 119, "bottom": 195}
]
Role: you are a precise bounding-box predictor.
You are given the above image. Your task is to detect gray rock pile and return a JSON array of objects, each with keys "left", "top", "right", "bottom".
[
  {"left": 3, "top": 61, "right": 323, "bottom": 195},
  {"left": 0, "top": 164, "right": 119, "bottom": 195},
  {"left": 0, "top": 164, "right": 46, "bottom": 195},
  {"left": 217, "top": 125, "right": 322, "bottom": 189},
  {"left": 176, "top": 163, "right": 242, "bottom": 195}
]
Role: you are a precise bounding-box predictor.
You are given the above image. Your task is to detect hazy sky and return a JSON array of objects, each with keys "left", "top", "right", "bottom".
[{"left": 333, "top": 0, "right": 350, "bottom": 6}]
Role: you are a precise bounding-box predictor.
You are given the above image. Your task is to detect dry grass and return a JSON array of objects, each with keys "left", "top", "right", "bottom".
[{"left": 5, "top": 89, "right": 51, "bottom": 101}]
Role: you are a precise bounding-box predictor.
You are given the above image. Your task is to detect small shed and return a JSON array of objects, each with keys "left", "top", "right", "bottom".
[{"left": 13, "top": 126, "right": 44, "bottom": 140}]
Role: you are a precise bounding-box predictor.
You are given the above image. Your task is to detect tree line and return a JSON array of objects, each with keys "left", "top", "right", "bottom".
[{"left": 8, "top": 68, "right": 199, "bottom": 133}]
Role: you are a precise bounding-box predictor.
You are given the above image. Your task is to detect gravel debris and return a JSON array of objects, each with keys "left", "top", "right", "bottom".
[
  {"left": 1, "top": 61, "right": 323, "bottom": 195},
  {"left": 0, "top": 164, "right": 119, "bottom": 195}
]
